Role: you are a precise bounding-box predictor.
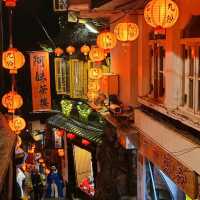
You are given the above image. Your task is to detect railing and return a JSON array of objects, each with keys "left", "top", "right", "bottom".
[{"left": 147, "top": 161, "right": 158, "bottom": 200}]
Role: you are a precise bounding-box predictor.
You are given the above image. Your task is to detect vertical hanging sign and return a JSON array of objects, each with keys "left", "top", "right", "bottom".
[
  {"left": 54, "top": 57, "right": 67, "bottom": 95},
  {"left": 30, "top": 51, "right": 51, "bottom": 111}
]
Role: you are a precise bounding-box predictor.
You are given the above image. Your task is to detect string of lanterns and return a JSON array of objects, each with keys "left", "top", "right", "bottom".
[{"left": 1, "top": 0, "right": 26, "bottom": 135}]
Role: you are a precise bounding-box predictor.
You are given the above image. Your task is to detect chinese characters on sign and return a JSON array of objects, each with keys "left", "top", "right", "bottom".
[
  {"left": 140, "top": 134, "right": 197, "bottom": 199},
  {"left": 30, "top": 52, "right": 51, "bottom": 111}
]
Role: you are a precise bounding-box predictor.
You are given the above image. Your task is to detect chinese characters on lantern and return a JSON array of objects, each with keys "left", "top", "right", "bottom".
[{"left": 30, "top": 52, "right": 51, "bottom": 111}]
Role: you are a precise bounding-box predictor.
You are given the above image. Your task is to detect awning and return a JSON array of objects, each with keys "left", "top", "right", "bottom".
[
  {"left": 47, "top": 113, "right": 104, "bottom": 144},
  {"left": 0, "top": 113, "right": 16, "bottom": 192}
]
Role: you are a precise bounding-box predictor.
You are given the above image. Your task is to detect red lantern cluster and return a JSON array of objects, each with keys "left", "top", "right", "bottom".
[
  {"left": 82, "top": 139, "right": 90, "bottom": 146},
  {"left": 67, "top": 133, "right": 76, "bottom": 140}
]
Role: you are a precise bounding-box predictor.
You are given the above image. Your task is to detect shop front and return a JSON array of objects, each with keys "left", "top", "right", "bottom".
[
  {"left": 135, "top": 109, "right": 199, "bottom": 200},
  {"left": 47, "top": 106, "right": 104, "bottom": 199}
]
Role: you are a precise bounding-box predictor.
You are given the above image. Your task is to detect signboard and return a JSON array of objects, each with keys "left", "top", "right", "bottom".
[
  {"left": 140, "top": 134, "right": 197, "bottom": 199},
  {"left": 30, "top": 51, "right": 51, "bottom": 111}
]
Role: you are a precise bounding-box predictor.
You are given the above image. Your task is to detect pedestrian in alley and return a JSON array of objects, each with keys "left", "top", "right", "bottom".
[
  {"left": 46, "top": 166, "right": 64, "bottom": 199},
  {"left": 31, "top": 168, "right": 43, "bottom": 200}
]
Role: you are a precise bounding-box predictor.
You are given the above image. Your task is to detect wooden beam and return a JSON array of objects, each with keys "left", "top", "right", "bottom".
[{"left": 78, "top": 9, "right": 122, "bottom": 18}]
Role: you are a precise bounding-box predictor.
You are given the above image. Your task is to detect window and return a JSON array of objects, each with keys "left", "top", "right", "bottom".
[
  {"left": 183, "top": 45, "right": 200, "bottom": 114},
  {"left": 53, "top": 0, "right": 67, "bottom": 12},
  {"left": 149, "top": 43, "right": 166, "bottom": 101}
]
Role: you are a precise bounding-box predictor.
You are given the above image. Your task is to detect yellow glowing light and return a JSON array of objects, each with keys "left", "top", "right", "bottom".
[
  {"left": 144, "top": 0, "right": 179, "bottom": 28},
  {"left": 114, "top": 22, "right": 139, "bottom": 42}
]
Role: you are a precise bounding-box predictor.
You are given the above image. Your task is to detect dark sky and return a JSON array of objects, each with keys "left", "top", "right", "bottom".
[{"left": 3, "top": 0, "right": 60, "bottom": 50}]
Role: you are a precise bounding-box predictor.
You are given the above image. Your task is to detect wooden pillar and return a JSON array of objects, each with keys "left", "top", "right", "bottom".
[{"left": 62, "top": 134, "right": 68, "bottom": 182}]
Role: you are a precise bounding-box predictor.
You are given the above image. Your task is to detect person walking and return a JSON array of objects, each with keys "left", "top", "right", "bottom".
[
  {"left": 31, "top": 169, "right": 43, "bottom": 200},
  {"left": 46, "top": 166, "right": 64, "bottom": 199}
]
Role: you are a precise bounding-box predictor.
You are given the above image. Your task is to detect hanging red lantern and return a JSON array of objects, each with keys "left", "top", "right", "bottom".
[
  {"left": 54, "top": 47, "right": 64, "bottom": 57},
  {"left": 97, "top": 31, "right": 117, "bottom": 51},
  {"left": 9, "top": 116, "right": 26, "bottom": 134},
  {"left": 114, "top": 22, "right": 139, "bottom": 42},
  {"left": 89, "top": 46, "right": 105, "bottom": 62},
  {"left": 144, "top": 0, "right": 179, "bottom": 29},
  {"left": 2, "top": 48, "right": 25, "bottom": 74},
  {"left": 2, "top": 91, "right": 23, "bottom": 113},
  {"left": 66, "top": 46, "right": 76, "bottom": 55},
  {"left": 82, "top": 139, "right": 90, "bottom": 146},
  {"left": 88, "top": 67, "right": 102, "bottom": 80},
  {"left": 66, "top": 133, "right": 76, "bottom": 140},
  {"left": 3, "top": 0, "right": 16, "bottom": 7},
  {"left": 56, "top": 129, "right": 65, "bottom": 137},
  {"left": 58, "top": 149, "right": 65, "bottom": 157},
  {"left": 80, "top": 45, "right": 90, "bottom": 56}
]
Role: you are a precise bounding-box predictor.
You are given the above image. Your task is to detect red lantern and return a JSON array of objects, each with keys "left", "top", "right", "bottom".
[
  {"left": 97, "top": 31, "right": 117, "bottom": 51},
  {"left": 89, "top": 46, "right": 105, "bottom": 62},
  {"left": 2, "top": 48, "right": 25, "bottom": 74},
  {"left": 66, "top": 46, "right": 75, "bottom": 55},
  {"left": 114, "top": 22, "right": 139, "bottom": 42},
  {"left": 82, "top": 139, "right": 90, "bottom": 146},
  {"left": 56, "top": 129, "right": 65, "bottom": 137},
  {"left": 144, "top": 0, "right": 179, "bottom": 29},
  {"left": 67, "top": 133, "right": 76, "bottom": 140},
  {"left": 3, "top": 0, "right": 16, "bottom": 7},
  {"left": 9, "top": 116, "right": 26, "bottom": 134},
  {"left": 80, "top": 45, "right": 90, "bottom": 56},
  {"left": 2, "top": 91, "right": 23, "bottom": 113},
  {"left": 54, "top": 47, "right": 64, "bottom": 57}
]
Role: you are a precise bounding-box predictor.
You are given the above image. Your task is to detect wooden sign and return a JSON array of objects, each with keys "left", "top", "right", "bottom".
[
  {"left": 30, "top": 51, "right": 51, "bottom": 111},
  {"left": 140, "top": 134, "right": 197, "bottom": 199}
]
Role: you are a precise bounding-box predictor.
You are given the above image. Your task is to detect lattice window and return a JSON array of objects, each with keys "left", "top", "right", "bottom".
[
  {"left": 183, "top": 45, "right": 200, "bottom": 114},
  {"left": 53, "top": 0, "right": 68, "bottom": 12},
  {"left": 149, "top": 43, "right": 166, "bottom": 101}
]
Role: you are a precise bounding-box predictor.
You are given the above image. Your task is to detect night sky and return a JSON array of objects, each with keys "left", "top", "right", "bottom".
[{"left": 3, "top": 0, "right": 60, "bottom": 51}]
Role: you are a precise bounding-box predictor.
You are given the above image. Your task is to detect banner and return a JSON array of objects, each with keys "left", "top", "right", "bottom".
[
  {"left": 69, "top": 59, "right": 88, "bottom": 99},
  {"left": 30, "top": 51, "right": 51, "bottom": 111}
]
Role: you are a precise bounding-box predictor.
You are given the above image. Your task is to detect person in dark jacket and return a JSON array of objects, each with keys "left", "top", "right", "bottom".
[
  {"left": 31, "top": 169, "right": 43, "bottom": 200},
  {"left": 46, "top": 166, "right": 64, "bottom": 198}
]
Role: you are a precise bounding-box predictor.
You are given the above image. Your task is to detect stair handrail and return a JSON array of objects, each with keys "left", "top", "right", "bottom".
[{"left": 147, "top": 161, "right": 158, "bottom": 200}]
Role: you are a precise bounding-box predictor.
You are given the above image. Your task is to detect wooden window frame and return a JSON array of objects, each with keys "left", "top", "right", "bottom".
[
  {"left": 148, "top": 41, "right": 166, "bottom": 102},
  {"left": 182, "top": 39, "right": 200, "bottom": 115}
]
